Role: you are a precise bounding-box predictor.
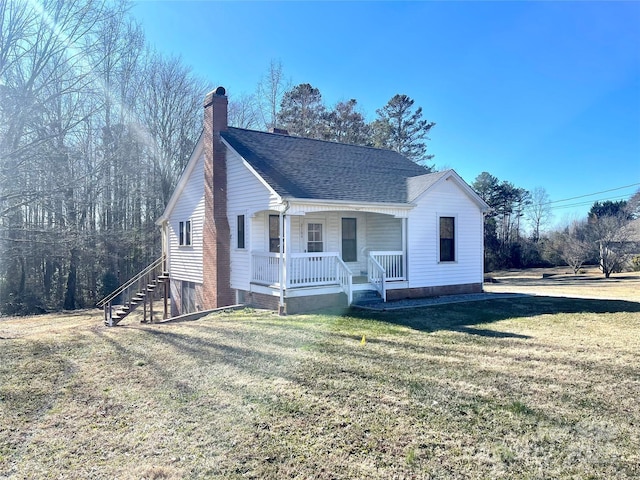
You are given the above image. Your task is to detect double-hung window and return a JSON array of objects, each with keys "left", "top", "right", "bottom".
[
  {"left": 179, "top": 220, "right": 192, "bottom": 246},
  {"left": 439, "top": 216, "right": 455, "bottom": 262},
  {"left": 237, "top": 215, "right": 245, "bottom": 249}
]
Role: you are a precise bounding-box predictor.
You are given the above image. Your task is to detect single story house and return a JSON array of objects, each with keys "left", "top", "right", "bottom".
[{"left": 156, "top": 87, "right": 490, "bottom": 315}]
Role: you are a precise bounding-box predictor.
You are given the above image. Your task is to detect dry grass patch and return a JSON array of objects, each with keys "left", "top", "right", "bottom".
[{"left": 1, "top": 298, "right": 639, "bottom": 479}]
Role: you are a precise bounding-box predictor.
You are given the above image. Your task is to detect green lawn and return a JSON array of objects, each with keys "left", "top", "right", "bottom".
[{"left": 1, "top": 297, "right": 639, "bottom": 479}]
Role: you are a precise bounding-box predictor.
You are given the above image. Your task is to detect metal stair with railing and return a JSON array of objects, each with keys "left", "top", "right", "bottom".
[{"left": 96, "top": 256, "right": 169, "bottom": 327}]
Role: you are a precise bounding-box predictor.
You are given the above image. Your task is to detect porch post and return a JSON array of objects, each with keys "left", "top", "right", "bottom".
[
  {"left": 284, "top": 215, "right": 291, "bottom": 289},
  {"left": 402, "top": 217, "right": 408, "bottom": 280},
  {"left": 278, "top": 209, "right": 285, "bottom": 315},
  {"left": 164, "top": 279, "right": 169, "bottom": 320}
]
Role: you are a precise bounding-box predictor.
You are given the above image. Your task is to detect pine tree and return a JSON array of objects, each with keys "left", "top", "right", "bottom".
[
  {"left": 277, "top": 83, "right": 326, "bottom": 138},
  {"left": 373, "top": 94, "right": 435, "bottom": 165},
  {"left": 322, "top": 99, "right": 370, "bottom": 145}
]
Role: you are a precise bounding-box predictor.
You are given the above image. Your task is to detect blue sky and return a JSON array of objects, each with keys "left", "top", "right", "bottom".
[{"left": 131, "top": 1, "right": 640, "bottom": 226}]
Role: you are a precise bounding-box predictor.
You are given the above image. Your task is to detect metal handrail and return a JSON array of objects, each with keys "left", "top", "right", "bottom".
[{"left": 96, "top": 255, "right": 165, "bottom": 307}]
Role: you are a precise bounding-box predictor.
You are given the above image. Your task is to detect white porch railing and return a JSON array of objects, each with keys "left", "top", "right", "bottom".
[
  {"left": 370, "top": 251, "right": 404, "bottom": 281},
  {"left": 252, "top": 251, "right": 280, "bottom": 285},
  {"left": 336, "top": 257, "right": 353, "bottom": 305},
  {"left": 251, "top": 252, "right": 347, "bottom": 287},
  {"left": 367, "top": 255, "right": 387, "bottom": 302},
  {"left": 251, "top": 250, "right": 405, "bottom": 305},
  {"left": 289, "top": 252, "right": 339, "bottom": 287}
]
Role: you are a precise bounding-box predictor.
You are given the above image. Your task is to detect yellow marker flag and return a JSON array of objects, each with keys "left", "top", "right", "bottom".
[{"left": 361, "top": 335, "right": 366, "bottom": 345}]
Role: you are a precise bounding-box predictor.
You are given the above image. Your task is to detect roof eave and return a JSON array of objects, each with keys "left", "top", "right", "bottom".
[
  {"left": 283, "top": 197, "right": 414, "bottom": 209},
  {"left": 220, "top": 136, "right": 283, "bottom": 202},
  {"left": 413, "top": 170, "right": 490, "bottom": 212}
]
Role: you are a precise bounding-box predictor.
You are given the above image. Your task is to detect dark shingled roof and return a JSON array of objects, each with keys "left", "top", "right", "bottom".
[{"left": 221, "top": 127, "right": 431, "bottom": 204}]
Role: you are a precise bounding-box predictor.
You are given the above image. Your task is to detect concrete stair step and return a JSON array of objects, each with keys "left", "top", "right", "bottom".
[{"left": 352, "top": 290, "right": 381, "bottom": 304}]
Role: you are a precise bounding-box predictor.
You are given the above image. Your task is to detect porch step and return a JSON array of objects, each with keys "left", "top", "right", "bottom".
[{"left": 352, "top": 289, "right": 381, "bottom": 305}]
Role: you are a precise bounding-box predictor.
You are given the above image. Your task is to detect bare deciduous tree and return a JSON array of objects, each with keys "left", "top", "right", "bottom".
[
  {"left": 526, "top": 186, "right": 553, "bottom": 242},
  {"left": 550, "top": 220, "right": 594, "bottom": 274},
  {"left": 625, "top": 189, "right": 640, "bottom": 218},
  {"left": 589, "top": 215, "right": 635, "bottom": 278},
  {"left": 0, "top": 0, "right": 206, "bottom": 314},
  {"left": 141, "top": 53, "right": 205, "bottom": 205},
  {"left": 256, "top": 59, "right": 289, "bottom": 130},
  {"left": 228, "top": 92, "right": 259, "bottom": 129}
]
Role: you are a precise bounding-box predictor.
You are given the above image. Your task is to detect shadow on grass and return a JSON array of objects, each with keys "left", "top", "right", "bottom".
[
  {"left": 492, "top": 275, "right": 640, "bottom": 287},
  {"left": 347, "top": 296, "right": 640, "bottom": 336},
  {"left": 450, "top": 326, "right": 531, "bottom": 339}
]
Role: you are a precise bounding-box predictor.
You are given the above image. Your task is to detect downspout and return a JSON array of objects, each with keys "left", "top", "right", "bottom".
[{"left": 279, "top": 200, "right": 291, "bottom": 315}]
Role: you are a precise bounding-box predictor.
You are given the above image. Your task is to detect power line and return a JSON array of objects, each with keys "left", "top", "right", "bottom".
[
  {"left": 542, "top": 182, "right": 640, "bottom": 206},
  {"left": 547, "top": 194, "right": 634, "bottom": 211}
]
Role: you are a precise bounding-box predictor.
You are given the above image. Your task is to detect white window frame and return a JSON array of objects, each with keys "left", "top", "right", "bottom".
[
  {"left": 179, "top": 220, "right": 192, "bottom": 247},
  {"left": 304, "top": 219, "right": 326, "bottom": 253},
  {"left": 236, "top": 214, "right": 246, "bottom": 250},
  {"left": 437, "top": 214, "right": 457, "bottom": 263}
]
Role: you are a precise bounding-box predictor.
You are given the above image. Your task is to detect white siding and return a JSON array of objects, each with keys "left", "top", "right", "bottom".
[
  {"left": 407, "top": 177, "right": 484, "bottom": 287},
  {"left": 289, "top": 213, "right": 339, "bottom": 254},
  {"left": 339, "top": 213, "right": 367, "bottom": 274},
  {"left": 326, "top": 213, "right": 340, "bottom": 253},
  {"left": 286, "top": 212, "right": 401, "bottom": 275},
  {"left": 290, "top": 215, "right": 303, "bottom": 253},
  {"left": 289, "top": 212, "right": 367, "bottom": 257},
  {"left": 168, "top": 153, "right": 205, "bottom": 283},
  {"left": 226, "top": 147, "right": 278, "bottom": 290},
  {"left": 366, "top": 214, "right": 402, "bottom": 250},
  {"left": 252, "top": 211, "right": 268, "bottom": 250}
]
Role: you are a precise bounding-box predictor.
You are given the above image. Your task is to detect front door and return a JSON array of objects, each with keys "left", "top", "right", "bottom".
[
  {"left": 303, "top": 221, "right": 328, "bottom": 283},
  {"left": 306, "top": 222, "right": 324, "bottom": 253}
]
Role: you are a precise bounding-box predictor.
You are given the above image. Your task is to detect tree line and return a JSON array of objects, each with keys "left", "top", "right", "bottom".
[
  {"left": 546, "top": 198, "right": 639, "bottom": 278},
  {"left": 471, "top": 171, "right": 640, "bottom": 277},
  {"left": 1, "top": 0, "right": 205, "bottom": 315}
]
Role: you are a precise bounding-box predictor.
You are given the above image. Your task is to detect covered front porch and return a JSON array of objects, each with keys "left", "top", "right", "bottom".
[
  {"left": 250, "top": 250, "right": 406, "bottom": 304},
  {"left": 240, "top": 203, "right": 412, "bottom": 306}
]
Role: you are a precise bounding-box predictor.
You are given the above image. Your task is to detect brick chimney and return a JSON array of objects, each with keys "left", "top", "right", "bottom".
[{"left": 202, "top": 86, "right": 234, "bottom": 308}]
